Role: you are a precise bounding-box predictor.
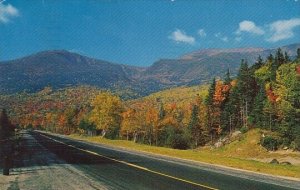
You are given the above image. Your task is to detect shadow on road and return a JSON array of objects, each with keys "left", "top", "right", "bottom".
[{"left": 12, "top": 131, "right": 118, "bottom": 170}]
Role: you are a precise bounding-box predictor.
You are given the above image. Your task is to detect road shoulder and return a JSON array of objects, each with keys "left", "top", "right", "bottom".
[
  {"left": 38, "top": 130, "right": 300, "bottom": 190},
  {"left": 0, "top": 131, "right": 109, "bottom": 190}
]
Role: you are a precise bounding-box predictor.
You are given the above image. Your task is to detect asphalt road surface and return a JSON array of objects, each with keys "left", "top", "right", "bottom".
[{"left": 10, "top": 131, "right": 300, "bottom": 190}]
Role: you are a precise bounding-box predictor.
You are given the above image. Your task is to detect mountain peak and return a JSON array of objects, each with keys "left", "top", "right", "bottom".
[{"left": 30, "top": 49, "right": 81, "bottom": 59}]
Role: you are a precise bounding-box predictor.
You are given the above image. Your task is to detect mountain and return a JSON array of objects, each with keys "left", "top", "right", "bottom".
[
  {"left": 142, "top": 43, "right": 300, "bottom": 86},
  {"left": 0, "top": 43, "right": 299, "bottom": 97},
  {"left": 0, "top": 50, "right": 143, "bottom": 96}
]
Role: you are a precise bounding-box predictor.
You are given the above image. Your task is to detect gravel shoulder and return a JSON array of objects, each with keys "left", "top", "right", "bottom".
[{"left": 0, "top": 131, "right": 109, "bottom": 190}]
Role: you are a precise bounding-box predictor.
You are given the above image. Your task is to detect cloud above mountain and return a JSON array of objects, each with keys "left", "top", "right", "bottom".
[
  {"left": 234, "top": 18, "right": 300, "bottom": 43},
  {"left": 169, "top": 17, "right": 300, "bottom": 46},
  {"left": 236, "top": 20, "right": 265, "bottom": 35},
  {"left": 169, "top": 29, "right": 195, "bottom": 44},
  {"left": 0, "top": 1, "right": 19, "bottom": 24},
  {"left": 267, "top": 18, "right": 300, "bottom": 42}
]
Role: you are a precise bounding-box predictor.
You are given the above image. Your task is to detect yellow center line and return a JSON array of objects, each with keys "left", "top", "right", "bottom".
[{"left": 39, "top": 133, "right": 219, "bottom": 190}]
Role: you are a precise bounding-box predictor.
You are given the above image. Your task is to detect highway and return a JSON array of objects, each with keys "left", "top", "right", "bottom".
[{"left": 14, "top": 131, "right": 299, "bottom": 190}]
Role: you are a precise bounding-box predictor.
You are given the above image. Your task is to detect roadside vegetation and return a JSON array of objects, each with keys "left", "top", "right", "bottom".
[
  {"left": 0, "top": 48, "right": 299, "bottom": 177},
  {"left": 68, "top": 128, "right": 300, "bottom": 178}
]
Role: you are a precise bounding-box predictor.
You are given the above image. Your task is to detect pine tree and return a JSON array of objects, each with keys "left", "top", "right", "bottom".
[
  {"left": 271, "top": 48, "right": 285, "bottom": 81},
  {"left": 226, "top": 86, "right": 242, "bottom": 131},
  {"left": 205, "top": 77, "right": 216, "bottom": 106},
  {"left": 267, "top": 54, "right": 274, "bottom": 63},
  {"left": 284, "top": 52, "right": 290, "bottom": 63},
  {"left": 205, "top": 78, "right": 216, "bottom": 142},
  {"left": 276, "top": 48, "right": 285, "bottom": 66},
  {"left": 220, "top": 69, "right": 232, "bottom": 132},
  {"left": 250, "top": 86, "right": 267, "bottom": 128},
  {"left": 224, "top": 69, "right": 231, "bottom": 85},
  {"left": 188, "top": 104, "right": 203, "bottom": 148},
  {"left": 235, "top": 59, "right": 257, "bottom": 128},
  {"left": 251, "top": 55, "right": 264, "bottom": 72}
]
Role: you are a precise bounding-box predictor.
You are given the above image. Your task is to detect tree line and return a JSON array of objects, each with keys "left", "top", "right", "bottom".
[
  {"left": 205, "top": 48, "right": 300, "bottom": 150},
  {"left": 1, "top": 48, "right": 299, "bottom": 150}
]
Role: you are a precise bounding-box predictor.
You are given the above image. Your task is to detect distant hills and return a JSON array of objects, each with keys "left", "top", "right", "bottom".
[{"left": 0, "top": 43, "right": 299, "bottom": 98}]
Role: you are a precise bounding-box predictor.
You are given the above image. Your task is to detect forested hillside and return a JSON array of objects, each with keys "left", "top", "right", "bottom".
[
  {"left": 1, "top": 48, "right": 299, "bottom": 151},
  {"left": 204, "top": 48, "right": 300, "bottom": 150}
]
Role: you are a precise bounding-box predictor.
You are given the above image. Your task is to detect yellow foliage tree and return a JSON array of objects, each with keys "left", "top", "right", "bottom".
[
  {"left": 89, "top": 92, "right": 123, "bottom": 139},
  {"left": 146, "top": 107, "right": 159, "bottom": 145},
  {"left": 121, "top": 108, "right": 140, "bottom": 141}
]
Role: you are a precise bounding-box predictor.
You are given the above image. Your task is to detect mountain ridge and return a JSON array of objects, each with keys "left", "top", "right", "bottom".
[{"left": 0, "top": 43, "right": 299, "bottom": 98}]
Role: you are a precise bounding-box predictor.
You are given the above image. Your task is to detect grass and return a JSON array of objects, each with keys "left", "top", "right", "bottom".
[
  {"left": 69, "top": 129, "right": 300, "bottom": 179},
  {"left": 207, "top": 129, "right": 269, "bottom": 158}
]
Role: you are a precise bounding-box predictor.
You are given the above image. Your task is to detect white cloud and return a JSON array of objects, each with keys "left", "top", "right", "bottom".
[
  {"left": 215, "top": 32, "right": 229, "bottom": 42},
  {"left": 169, "top": 29, "right": 195, "bottom": 44},
  {"left": 0, "top": 1, "right": 19, "bottom": 23},
  {"left": 236, "top": 20, "right": 264, "bottom": 35},
  {"left": 198, "top": 29, "right": 206, "bottom": 38},
  {"left": 267, "top": 18, "right": 300, "bottom": 42}
]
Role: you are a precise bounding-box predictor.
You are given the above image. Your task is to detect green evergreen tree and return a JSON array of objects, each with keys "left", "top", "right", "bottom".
[
  {"left": 267, "top": 54, "right": 274, "bottom": 63},
  {"left": 297, "top": 48, "right": 300, "bottom": 59},
  {"left": 205, "top": 77, "right": 216, "bottom": 106},
  {"left": 205, "top": 77, "right": 216, "bottom": 142},
  {"left": 220, "top": 69, "right": 232, "bottom": 132},
  {"left": 224, "top": 69, "right": 231, "bottom": 85},
  {"left": 220, "top": 100, "right": 233, "bottom": 133},
  {"left": 276, "top": 48, "right": 285, "bottom": 65},
  {"left": 250, "top": 86, "right": 267, "bottom": 128},
  {"left": 284, "top": 52, "right": 290, "bottom": 63},
  {"left": 251, "top": 55, "right": 264, "bottom": 72},
  {"left": 188, "top": 104, "right": 203, "bottom": 148},
  {"left": 271, "top": 48, "right": 285, "bottom": 81},
  {"left": 235, "top": 59, "right": 258, "bottom": 128}
]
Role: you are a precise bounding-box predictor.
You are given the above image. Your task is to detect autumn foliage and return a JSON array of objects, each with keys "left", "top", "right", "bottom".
[{"left": 0, "top": 48, "right": 299, "bottom": 150}]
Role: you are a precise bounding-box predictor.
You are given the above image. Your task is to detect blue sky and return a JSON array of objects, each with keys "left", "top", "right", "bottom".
[{"left": 0, "top": 0, "right": 300, "bottom": 66}]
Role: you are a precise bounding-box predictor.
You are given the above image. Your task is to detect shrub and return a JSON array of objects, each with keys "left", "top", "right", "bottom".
[
  {"left": 282, "top": 137, "right": 291, "bottom": 147},
  {"left": 106, "top": 125, "right": 120, "bottom": 139},
  {"left": 240, "top": 126, "right": 248, "bottom": 134},
  {"left": 171, "top": 133, "right": 190, "bottom": 150},
  {"left": 292, "top": 137, "right": 300, "bottom": 150},
  {"left": 163, "top": 126, "right": 190, "bottom": 150},
  {"left": 261, "top": 135, "right": 281, "bottom": 151}
]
